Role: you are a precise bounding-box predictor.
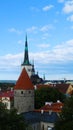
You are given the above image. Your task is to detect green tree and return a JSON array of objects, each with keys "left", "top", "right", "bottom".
[
  {"left": 35, "top": 87, "right": 65, "bottom": 109},
  {"left": 55, "top": 96, "right": 73, "bottom": 130},
  {"left": 0, "top": 102, "right": 26, "bottom": 130}
]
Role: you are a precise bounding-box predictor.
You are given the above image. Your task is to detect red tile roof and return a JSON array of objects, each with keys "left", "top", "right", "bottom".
[
  {"left": 53, "top": 83, "right": 70, "bottom": 94},
  {"left": 36, "top": 84, "right": 51, "bottom": 89},
  {"left": 14, "top": 68, "right": 34, "bottom": 90},
  {"left": 0, "top": 90, "right": 14, "bottom": 98},
  {"left": 34, "top": 102, "right": 63, "bottom": 113}
]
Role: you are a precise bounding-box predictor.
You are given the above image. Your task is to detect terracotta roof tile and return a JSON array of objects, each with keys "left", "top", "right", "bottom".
[
  {"left": 0, "top": 90, "right": 14, "bottom": 98},
  {"left": 37, "top": 84, "right": 51, "bottom": 89},
  {"left": 14, "top": 68, "right": 34, "bottom": 90},
  {"left": 54, "top": 83, "right": 70, "bottom": 94},
  {"left": 34, "top": 102, "right": 63, "bottom": 113}
]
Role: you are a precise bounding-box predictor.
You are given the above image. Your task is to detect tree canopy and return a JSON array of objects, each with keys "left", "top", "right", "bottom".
[
  {"left": 35, "top": 87, "right": 65, "bottom": 109},
  {"left": 0, "top": 102, "right": 26, "bottom": 130},
  {"left": 55, "top": 96, "right": 73, "bottom": 130}
]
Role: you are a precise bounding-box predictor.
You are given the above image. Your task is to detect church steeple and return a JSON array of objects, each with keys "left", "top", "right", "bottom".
[
  {"left": 22, "top": 34, "right": 30, "bottom": 65},
  {"left": 21, "top": 34, "right": 35, "bottom": 77}
]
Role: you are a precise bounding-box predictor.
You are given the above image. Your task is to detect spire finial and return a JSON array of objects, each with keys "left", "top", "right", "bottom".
[{"left": 26, "top": 33, "right": 27, "bottom": 42}]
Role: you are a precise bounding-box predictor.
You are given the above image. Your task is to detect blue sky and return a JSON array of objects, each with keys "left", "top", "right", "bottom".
[{"left": 0, "top": 0, "right": 73, "bottom": 80}]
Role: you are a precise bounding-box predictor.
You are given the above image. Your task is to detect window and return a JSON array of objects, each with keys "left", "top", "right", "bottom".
[
  {"left": 4, "top": 102, "right": 8, "bottom": 107},
  {"left": 21, "top": 91, "right": 23, "bottom": 94},
  {"left": 42, "top": 124, "right": 44, "bottom": 130},
  {"left": 29, "top": 90, "right": 31, "bottom": 94},
  {"left": 28, "top": 69, "right": 31, "bottom": 72}
]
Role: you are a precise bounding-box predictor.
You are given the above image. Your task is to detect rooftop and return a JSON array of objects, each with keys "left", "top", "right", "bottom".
[{"left": 14, "top": 68, "right": 34, "bottom": 90}]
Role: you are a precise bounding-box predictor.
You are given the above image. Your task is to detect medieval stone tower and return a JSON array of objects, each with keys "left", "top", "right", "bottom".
[
  {"left": 14, "top": 68, "right": 34, "bottom": 113},
  {"left": 21, "top": 35, "right": 35, "bottom": 77}
]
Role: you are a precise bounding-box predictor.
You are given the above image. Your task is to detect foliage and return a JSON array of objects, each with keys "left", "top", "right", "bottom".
[
  {"left": 35, "top": 87, "right": 65, "bottom": 109},
  {"left": 55, "top": 96, "right": 73, "bottom": 130},
  {"left": 0, "top": 102, "right": 26, "bottom": 130}
]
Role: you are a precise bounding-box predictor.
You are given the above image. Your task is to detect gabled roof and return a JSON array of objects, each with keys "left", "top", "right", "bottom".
[
  {"left": 14, "top": 68, "right": 34, "bottom": 90},
  {"left": 54, "top": 83, "right": 71, "bottom": 94}
]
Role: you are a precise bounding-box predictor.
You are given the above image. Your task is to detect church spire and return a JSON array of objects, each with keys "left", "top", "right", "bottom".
[
  {"left": 22, "top": 34, "right": 30, "bottom": 65},
  {"left": 21, "top": 34, "right": 35, "bottom": 77}
]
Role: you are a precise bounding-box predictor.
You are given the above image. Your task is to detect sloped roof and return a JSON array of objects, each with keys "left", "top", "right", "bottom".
[
  {"left": 0, "top": 90, "right": 14, "bottom": 99},
  {"left": 34, "top": 101, "right": 63, "bottom": 113},
  {"left": 22, "top": 111, "right": 59, "bottom": 123},
  {"left": 14, "top": 68, "right": 34, "bottom": 90},
  {"left": 36, "top": 84, "right": 51, "bottom": 89},
  {"left": 54, "top": 83, "right": 70, "bottom": 94}
]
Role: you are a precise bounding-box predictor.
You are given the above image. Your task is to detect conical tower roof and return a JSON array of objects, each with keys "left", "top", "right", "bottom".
[{"left": 14, "top": 68, "right": 34, "bottom": 90}]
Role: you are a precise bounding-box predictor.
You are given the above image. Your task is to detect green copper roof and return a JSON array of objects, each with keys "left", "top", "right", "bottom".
[{"left": 21, "top": 35, "right": 31, "bottom": 65}]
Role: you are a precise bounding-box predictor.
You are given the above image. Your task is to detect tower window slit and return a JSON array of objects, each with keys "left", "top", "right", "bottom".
[{"left": 21, "top": 91, "right": 23, "bottom": 94}]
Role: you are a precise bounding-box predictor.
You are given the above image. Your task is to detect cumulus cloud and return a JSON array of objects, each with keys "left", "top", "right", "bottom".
[
  {"left": 26, "top": 26, "right": 38, "bottom": 33},
  {"left": 42, "top": 33, "right": 51, "bottom": 40},
  {"left": 37, "top": 43, "right": 50, "bottom": 48},
  {"left": 0, "top": 53, "right": 23, "bottom": 70},
  {"left": 43, "top": 5, "right": 54, "bottom": 11},
  {"left": 26, "top": 24, "right": 54, "bottom": 34},
  {"left": 30, "top": 39, "right": 73, "bottom": 64},
  {"left": 8, "top": 28, "right": 22, "bottom": 34},
  {"left": 63, "top": 1, "right": 73, "bottom": 14},
  {"left": 3, "top": 40, "right": 73, "bottom": 62},
  {"left": 1, "top": 39, "right": 73, "bottom": 77},
  {"left": 70, "top": 25, "right": 73, "bottom": 29},
  {"left": 67, "top": 14, "right": 73, "bottom": 21},
  {"left": 40, "top": 24, "right": 54, "bottom": 32}
]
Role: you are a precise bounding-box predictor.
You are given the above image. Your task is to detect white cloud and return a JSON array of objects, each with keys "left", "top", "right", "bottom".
[
  {"left": 40, "top": 25, "right": 54, "bottom": 32},
  {"left": 8, "top": 28, "right": 22, "bottom": 34},
  {"left": 53, "top": 39, "right": 73, "bottom": 61},
  {"left": 70, "top": 25, "right": 73, "bottom": 29},
  {"left": 0, "top": 53, "right": 23, "bottom": 69},
  {"left": 63, "top": 1, "right": 73, "bottom": 14},
  {"left": 67, "top": 14, "right": 73, "bottom": 21},
  {"left": 42, "top": 33, "right": 51, "bottom": 40},
  {"left": 26, "top": 26, "right": 38, "bottom": 33},
  {"left": 26, "top": 24, "right": 54, "bottom": 35},
  {"left": 37, "top": 43, "right": 50, "bottom": 48},
  {"left": 18, "top": 40, "right": 23, "bottom": 44},
  {"left": 28, "top": 39, "right": 73, "bottom": 65},
  {"left": 1, "top": 39, "right": 73, "bottom": 74},
  {"left": 43, "top": 5, "right": 54, "bottom": 11}
]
